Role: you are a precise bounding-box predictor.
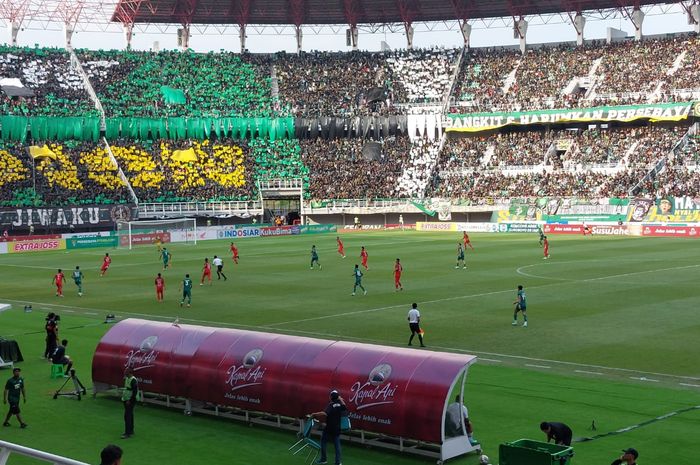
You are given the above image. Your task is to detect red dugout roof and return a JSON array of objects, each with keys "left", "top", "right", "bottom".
[{"left": 113, "top": 0, "right": 674, "bottom": 26}]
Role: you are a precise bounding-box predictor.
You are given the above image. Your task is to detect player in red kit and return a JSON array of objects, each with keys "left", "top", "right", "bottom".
[
  {"left": 201, "top": 258, "right": 212, "bottom": 286},
  {"left": 394, "top": 258, "right": 403, "bottom": 291},
  {"left": 100, "top": 253, "right": 112, "bottom": 276},
  {"left": 52, "top": 269, "right": 65, "bottom": 297},
  {"left": 337, "top": 236, "right": 346, "bottom": 258},
  {"left": 360, "top": 246, "right": 369, "bottom": 270},
  {"left": 230, "top": 242, "right": 239, "bottom": 264},
  {"left": 155, "top": 273, "right": 165, "bottom": 302},
  {"left": 463, "top": 232, "right": 475, "bottom": 251},
  {"left": 543, "top": 236, "right": 550, "bottom": 259}
]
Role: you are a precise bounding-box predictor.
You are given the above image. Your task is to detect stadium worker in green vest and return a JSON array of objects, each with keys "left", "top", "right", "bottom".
[
  {"left": 180, "top": 274, "right": 193, "bottom": 307},
  {"left": 121, "top": 368, "right": 139, "bottom": 439}
]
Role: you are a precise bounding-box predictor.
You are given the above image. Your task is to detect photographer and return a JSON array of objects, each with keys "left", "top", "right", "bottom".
[{"left": 44, "top": 313, "right": 59, "bottom": 360}]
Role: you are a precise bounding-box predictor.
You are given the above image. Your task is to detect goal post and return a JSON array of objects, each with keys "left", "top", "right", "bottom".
[{"left": 116, "top": 218, "right": 197, "bottom": 250}]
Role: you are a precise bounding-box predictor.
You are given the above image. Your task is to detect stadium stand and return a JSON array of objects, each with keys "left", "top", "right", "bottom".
[
  {"left": 300, "top": 136, "right": 411, "bottom": 199},
  {"left": 76, "top": 49, "right": 274, "bottom": 117},
  {"left": 0, "top": 46, "right": 97, "bottom": 116}
]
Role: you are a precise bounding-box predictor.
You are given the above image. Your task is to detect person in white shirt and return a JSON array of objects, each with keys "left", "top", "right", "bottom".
[
  {"left": 445, "top": 395, "right": 477, "bottom": 445},
  {"left": 212, "top": 255, "right": 227, "bottom": 281},
  {"left": 407, "top": 303, "right": 425, "bottom": 347}
]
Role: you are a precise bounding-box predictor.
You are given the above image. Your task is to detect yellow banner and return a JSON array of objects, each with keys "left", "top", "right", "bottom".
[
  {"left": 415, "top": 222, "right": 457, "bottom": 232},
  {"left": 10, "top": 239, "right": 66, "bottom": 253}
]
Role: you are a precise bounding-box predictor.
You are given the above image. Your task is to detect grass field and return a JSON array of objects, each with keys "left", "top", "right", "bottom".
[{"left": 0, "top": 231, "right": 699, "bottom": 465}]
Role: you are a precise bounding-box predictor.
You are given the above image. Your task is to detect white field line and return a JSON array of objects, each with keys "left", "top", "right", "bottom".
[{"left": 5, "top": 296, "right": 698, "bottom": 383}]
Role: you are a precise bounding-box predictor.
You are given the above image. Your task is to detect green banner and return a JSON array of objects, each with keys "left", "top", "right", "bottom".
[
  {"left": 66, "top": 235, "right": 118, "bottom": 249},
  {"left": 447, "top": 102, "right": 695, "bottom": 133},
  {"left": 411, "top": 201, "right": 436, "bottom": 216},
  {"left": 160, "top": 86, "right": 186, "bottom": 105},
  {"left": 300, "top": 224, "right": 337, "bottom": 234}
]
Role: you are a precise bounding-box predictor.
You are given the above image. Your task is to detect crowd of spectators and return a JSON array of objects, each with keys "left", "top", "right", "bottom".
[
  {"left": 0, "top": 46, "right": 96, "bottom": 116},
  {"left": 0, "top": 147, "right": 30, "bottom": 205},
  {"left": 76, "top": 49, "right": 274, "bottom": 118},
  {"left": 386, "top": 48, "right": 458, "bottom": 104},
  {"left": 394, "top": 137, "right": 442, "bottom": 197},
  {"left": 300, "top": 136, "right": 410, "bottom": 199},
  {"left": 452, "top": 35, "right": 700, "bottom": 112}
]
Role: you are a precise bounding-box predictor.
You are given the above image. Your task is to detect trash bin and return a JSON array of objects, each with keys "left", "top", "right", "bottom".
[{"left": 499, "top": 439, "right": 574, "bottom": 465}]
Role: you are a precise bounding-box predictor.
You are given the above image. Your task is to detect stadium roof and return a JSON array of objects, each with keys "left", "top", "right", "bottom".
[{"left": 112, "top": 0, "right": 676, "bottom": 26}]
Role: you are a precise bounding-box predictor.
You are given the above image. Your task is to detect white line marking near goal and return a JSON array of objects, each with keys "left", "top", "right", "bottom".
[
  {"left": 630, "top": 377, "right": 660, "bottom": 382},
  {"left": 478, "top": 358, "right": 502, "bottom": 363},
  {"left": 679, "top": 383, "right": 700, "bottom": 388},
  {"left": 85, "top": 312, "right": 98, "bottom": 315},
  {"left": 575, "top": 370, "right": 604, "bottom": 375},
  {"left": 525, "top": 364, "right": 551, "bottom": 369}
]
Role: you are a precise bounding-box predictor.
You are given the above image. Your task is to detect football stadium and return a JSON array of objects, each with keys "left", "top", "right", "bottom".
[{"left": 0, "top": 1, "right": 699, "bottom": 464}]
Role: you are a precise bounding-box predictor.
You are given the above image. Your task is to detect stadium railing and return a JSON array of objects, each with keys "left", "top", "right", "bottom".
[
  {"left": 0, "top": 440, "right": 90, "bottom": 465},
  {"left": 137, "top": 200, "right": 264, "bottom": 219}
]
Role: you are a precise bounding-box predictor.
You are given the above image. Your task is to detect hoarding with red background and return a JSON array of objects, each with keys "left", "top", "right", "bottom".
[
  {"left": 92, "top": 319, "right": 476, "bottom": 443},
  {"left": 642, "top": 225, "right": 700, "bottom": 238}
]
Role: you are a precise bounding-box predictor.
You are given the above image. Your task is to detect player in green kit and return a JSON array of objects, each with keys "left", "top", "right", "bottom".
[
  {"left": 513, "top": 284, "right": 528, "bottom": 327},
  {"left": 538, "top": 226, "right": 545, "bottom": 247},
  {"left": 161, "top": 248, "right": 172, "bottom": 270},
  {"left": 455, "top": 243, "right": 466, "bottom": 269},
  {"left": 72, "top": 266, "right": 84, "bottom": 296},
  {"left": 180, "top": 274, "right": 192, "bottom": 307},
  {"left": 352, "top": 264, "right": 367, "bottom": 296},
  {"left": 310, "top": 245, "right": 321, "bottom": 270}
]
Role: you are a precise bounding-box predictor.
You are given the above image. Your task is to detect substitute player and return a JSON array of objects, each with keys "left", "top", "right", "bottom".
[
  {"left": 201, "top": 258, "right": 212, "bottom": 286},
  {"left": 230, "top": 242, "right": 239, "bottom": 264},
  {"left": 155, "top": 273, "right": 165, "bottom": 302},
  {"left": 512, "top": 285, "right": 528, "bottom": 327},
  {"left": 462, "top": 231, "right": 474, "bottom": 251},
  {"left": 394, "top": 258, "right": 403, "bottom": 291},
  {"left": 310, "top": 245, "right": 322, "bottom": 269},
  {"left": 52, "top": 269, "right": 65, "bottom": 297},
  {"left": 337, "top": 236, "right": 346, "bottom": 258},
  {"left": 456, "top": 243, "right": 466, "bottom": 269},
  {"left": 72, "top": 266, "right": 84, "bottom": 296},
  {"left": 543, "top": 236, "right": 550, "bottom": 259},
  {"left": 360, "top": 246, "right": 369, "bottom": 270},
  {"left": 100, "top": 253, "right": 112, "bottom": 277},
  {"left": 179, "top": 274, "right": 193, "bottom": 307},
  {"left": 213, "top": 255, "right": 227, "bottom": 281},
  {"left": 161, "top": 248, "right": 171, "bottom": 270},
  {"left": 351, "top": 264, "right": 367, "bottom": 296}
]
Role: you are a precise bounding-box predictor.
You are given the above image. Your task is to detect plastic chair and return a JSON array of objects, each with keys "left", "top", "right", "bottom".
[
  {"left": 289, "top": 418, "right": 321, "bottom": 464},
  {"left": 50, "top": 364, "right": 65, "bottom": 379}
]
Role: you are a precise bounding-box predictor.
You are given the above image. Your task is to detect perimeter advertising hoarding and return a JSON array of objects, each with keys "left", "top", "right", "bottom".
[
  {"left": 0, "top": 204, "right": 136, "bottom": 228},
  {"left": 544, "top": 224, "right": 629, "bottom": 235},
  {"left": 415, "top": 222, "right": 458, "bottom": 232},
  {"left": 119, "top": 232, "right": 171, "bottom": 247},
  {"left": 641, "top": 225, "right": 700, "bottom": 238},
  {"left": 92, "top": 319, "right": 476, "bottom": 444},
  {"left": 9, "top": 238, "right": 66, "bottom": 253},
  {"left": 66, "top": 235, "right": 119, "bottom": 249}
]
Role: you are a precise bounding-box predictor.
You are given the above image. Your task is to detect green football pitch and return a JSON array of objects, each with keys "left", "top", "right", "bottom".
[{"left": 0, "top": 231, "right": 698, "bottom": 465}]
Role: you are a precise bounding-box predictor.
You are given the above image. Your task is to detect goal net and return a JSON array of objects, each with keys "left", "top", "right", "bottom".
[{"left": 116, "top": 218, "right": 197, "bottom": 250}]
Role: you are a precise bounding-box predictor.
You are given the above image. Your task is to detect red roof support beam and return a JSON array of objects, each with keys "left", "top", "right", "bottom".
[
  {"left": 229, "top": 0, "right": 251, "bottom": 27},
  {"left": 396, "top": 0, "right": 420, "bottom": 48},
  {"left": 173, "top": 0, "right": 198, "bottom": 26},
  {"left": 288, "top": 0, "right": 304, "bottom": 26}
]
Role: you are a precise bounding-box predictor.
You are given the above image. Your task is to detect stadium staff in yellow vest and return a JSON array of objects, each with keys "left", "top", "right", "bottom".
[{"left": 121, "top": 368, "right": 139, "bottom": 439}]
